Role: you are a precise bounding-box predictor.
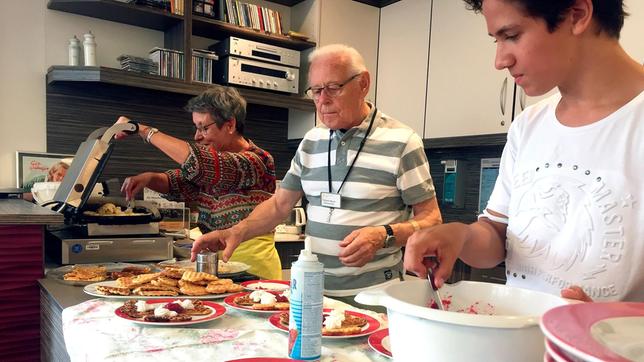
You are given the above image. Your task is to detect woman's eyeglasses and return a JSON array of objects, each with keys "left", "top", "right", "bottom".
[
  {"left": 193, "top": 121, "right": 216, "bottom": 135},
  {"left": 305, "top": 73, "right": 362, "bottom": 100}
]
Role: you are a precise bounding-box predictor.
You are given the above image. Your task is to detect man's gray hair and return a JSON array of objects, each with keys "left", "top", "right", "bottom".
[
  {"left": 308, "top": 44, "right": 367, "bottom": 74},
  {"left": 185, "top": 85, "right": 247, "bottom": 135}
]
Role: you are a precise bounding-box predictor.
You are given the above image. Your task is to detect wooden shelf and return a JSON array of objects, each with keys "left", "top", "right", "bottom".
[
  {"left": 47, "top": 0, "right": 183, "bottom": 31},
  {"left": 47, "top": 66, "right": 315, "bottom": 111},
  {"left": 192, "top": 16, "right": 316, "bottom": 51}
]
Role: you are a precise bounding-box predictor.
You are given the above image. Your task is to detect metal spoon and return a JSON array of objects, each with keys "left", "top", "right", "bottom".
[{"left": 426, "top": 257, "right": 446, "bottom": 310}]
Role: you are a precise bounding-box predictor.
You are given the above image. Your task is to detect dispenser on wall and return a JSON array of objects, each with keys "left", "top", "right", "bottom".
[{"left": 441, "top": 159, "right": 465, "bottom": 208}]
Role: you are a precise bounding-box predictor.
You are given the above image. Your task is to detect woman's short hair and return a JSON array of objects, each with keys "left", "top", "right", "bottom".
[
  {"left": 185, "top": 85, "right": 247, "bottom": 135},
  {"left": 463, "top": 0, "right": 627, "bottom": 38},
  {"left": 308, "top": 44, "right": 368, "bottom": 75}
]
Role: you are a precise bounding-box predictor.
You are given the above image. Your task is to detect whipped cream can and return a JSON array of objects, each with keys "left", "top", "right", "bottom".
[{"left": 288, "top": 248, "right": 323, "bottom": 360}]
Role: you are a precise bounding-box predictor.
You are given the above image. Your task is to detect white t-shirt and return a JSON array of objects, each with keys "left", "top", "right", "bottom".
[{"left": 486, "top": 90, "right": 644, "bottom": 302}]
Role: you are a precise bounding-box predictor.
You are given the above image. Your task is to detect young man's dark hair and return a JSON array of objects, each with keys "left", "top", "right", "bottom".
[{"left": 462, "top": 0, "right": 627, "bottom": 38}]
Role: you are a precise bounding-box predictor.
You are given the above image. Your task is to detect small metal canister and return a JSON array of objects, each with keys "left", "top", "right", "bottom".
[{"left": 196, "top": 251, "right": 218, "bottom": 276}]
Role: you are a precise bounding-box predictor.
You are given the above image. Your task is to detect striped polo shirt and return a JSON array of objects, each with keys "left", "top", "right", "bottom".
[{"left": 280, "top": 103, "right": 436, "bottom": 296}]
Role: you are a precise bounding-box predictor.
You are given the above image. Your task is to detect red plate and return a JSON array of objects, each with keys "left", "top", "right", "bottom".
[
  {"left": 115, "top": 298, "right": 226, "bottom": 326},
  {"left": 544, "top": 339, "right": 572, "bottom": 362},
  {"left": 268, "top": 308, "right": 380, "bottom": 339},
  {"left": 240, "top": 280, "right": 290, "bottom": 292},
  {"left": 368, "top": 328, "right": 392, "bottom": 358},
  {"left": 541, "top": 302, "right": 644, "bottom": 362},
  {"left": 224, "top": 291, "right": 289, "bottom": 314},
  {"left": 225, "top": 359, "right": 305, "bottom": 362}
]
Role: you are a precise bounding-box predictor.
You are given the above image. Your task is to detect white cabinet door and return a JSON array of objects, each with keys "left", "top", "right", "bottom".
[
  {"left": 622, "top": 0, "right": 644, "bottom": 64},
  {"left": 376, "top": 0, "right": 432, "bottom": 136},
  {"left": 424, "top": 0, "right": 513, "bottom": 139}
]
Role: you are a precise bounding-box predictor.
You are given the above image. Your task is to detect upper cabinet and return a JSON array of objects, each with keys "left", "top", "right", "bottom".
[
  {"left": 376, "top": 0, "right": 431, "bottom": 136},
  {"left": 622, "top": 0, "right": 644, "bottom": 64},
  {"left": 424, "top": 0, "right": 512, "bottom": 139}
]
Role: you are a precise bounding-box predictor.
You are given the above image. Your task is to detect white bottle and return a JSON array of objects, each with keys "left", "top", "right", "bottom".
[
  {"left": 288, "top": 245, "right": 324, "bottom": 360},
  {"left": 68, "top": 36, "right": 80, "bottom": 66},
  {"left": 83, "top": 31, "right": 97, "bottom": 66}
]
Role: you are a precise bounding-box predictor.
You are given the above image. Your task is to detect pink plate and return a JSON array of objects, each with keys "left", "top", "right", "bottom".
[
  {"left": 240, "top": 280, "right": 290, "bottom": 292},
  {"left": 225, "top": 358, "right": 305, "bottom": 362},
  {"left": 368, "top": 328, "right": 392, "bottom": 358},
  {"left": 544, "top": 339, "right": 572, "bottom": 362},
  {"left": 224, "top": 291, "right": 290, "bottom": 314},
  {"left": 115, "top": 298, "right": 226, "bottom": 326},
  {"left": 268, "top": 308, "right": 381, "bottom": 339},
  {"left": 541, "top": 302, "right": 644, "bottom": 362}
]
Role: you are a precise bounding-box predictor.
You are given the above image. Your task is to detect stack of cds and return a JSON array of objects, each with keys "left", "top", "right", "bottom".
[{"left": 117, "top": 55, "right": 159, "bottom": 75}]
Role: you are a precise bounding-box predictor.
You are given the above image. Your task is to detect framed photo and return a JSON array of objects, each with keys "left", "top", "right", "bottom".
[{"left": 16, "top": 151, "right": 74, "bottom": 189}]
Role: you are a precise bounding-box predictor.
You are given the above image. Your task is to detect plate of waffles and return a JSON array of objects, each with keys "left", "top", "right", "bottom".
[
  {"left": 240, "top": 280, "right": 290, "bottom": 292},
  {"left": 46, "top": 263, "right": 156, "bottom": 286},
  {"left": 84, "top": 270, "right": 245, "bottom": 299},
  {"left": 224, "top": 291, "right": 290, "bottom": 314},
  {"left": 268, "top": 308, "right": 381, "bottom": 339},
  {"left": 115, "top": 298, "right": 226, "bottom": 326},
  {"left": 368, "top": 328, "right": 392, "bottom": 358}
]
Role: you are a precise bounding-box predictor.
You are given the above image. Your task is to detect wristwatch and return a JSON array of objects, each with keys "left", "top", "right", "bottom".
[{"left": 383, "top": 224, "right": 396, "bottom": 248}]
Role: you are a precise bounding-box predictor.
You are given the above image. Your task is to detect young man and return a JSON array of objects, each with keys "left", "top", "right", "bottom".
[
  {"left": 405, "top": 0, "right": 643, "bottom": 302},
  {"left": 193, "top": 44, "right": 442, "bottom": 300}
]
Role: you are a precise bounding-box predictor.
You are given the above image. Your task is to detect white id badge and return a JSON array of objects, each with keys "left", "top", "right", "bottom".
[{"left": 320, "top": 192, "right": 341, "bottom": 208}]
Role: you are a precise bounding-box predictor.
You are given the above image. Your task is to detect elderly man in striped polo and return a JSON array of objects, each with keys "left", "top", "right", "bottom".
[{"left": 193, "top": 44, "right": 442, "bottom": 306}]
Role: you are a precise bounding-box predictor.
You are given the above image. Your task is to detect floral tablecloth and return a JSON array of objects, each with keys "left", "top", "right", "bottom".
[{"left": 62, "top": 297, "right": 390, "bottom": 362}]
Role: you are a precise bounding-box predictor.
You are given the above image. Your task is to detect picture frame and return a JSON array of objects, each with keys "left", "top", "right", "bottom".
[{"left": 16, "top": 151, "right": 74, "bottom": 189}]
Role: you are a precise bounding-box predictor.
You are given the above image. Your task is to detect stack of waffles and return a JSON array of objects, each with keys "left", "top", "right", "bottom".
[{"left": 95, "top": 268, "right": 244, "bottom": 297}]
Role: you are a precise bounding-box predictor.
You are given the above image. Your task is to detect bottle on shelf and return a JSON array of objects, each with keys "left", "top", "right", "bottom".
[
  {"left": 288, "top": 243, "right": 324, "bottom": 360},
  {"left": 68, "top": 35, "right": 81, "bottom": 66},
  {"left": 83, "top": 31, "right": 97, "bottom": 66}
]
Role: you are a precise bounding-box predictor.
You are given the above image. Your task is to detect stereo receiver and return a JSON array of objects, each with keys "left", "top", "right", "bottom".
[
  {"left": 215, "top": 56, "right": 299, "bottom": 94},
  {"left": 212, "top": 37, "right": 300, "bottom": 68}
]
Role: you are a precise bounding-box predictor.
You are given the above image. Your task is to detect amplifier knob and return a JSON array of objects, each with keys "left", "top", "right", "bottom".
[
  {"left": 252, "top": 78, "right": 257, "bottom": 84},
  {"left": 286, "top": 71, "right": 295, "bottom": 81},
  {"left": 273, "top": 81, "right": 278, "bottom": 87},
  {"left": 259, "top": 80, "right": 264, "bottom": 86}
]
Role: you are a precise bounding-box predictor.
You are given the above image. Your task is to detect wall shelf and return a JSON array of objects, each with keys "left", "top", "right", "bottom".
[
  {"left": 192, "top": 16, "right": 316, "bottom": 51},
  {"left": 47, "top": 0, "right": 183, "bottom": 31},
  {"left": 47, "top": 66, "right": 315, "bottom": 111}
]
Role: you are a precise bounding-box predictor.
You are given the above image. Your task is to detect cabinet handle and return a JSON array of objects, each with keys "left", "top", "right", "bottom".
[
  {"left": 499, "top": 77, "right": 508, "bottom": 116},
  {"left": 519, "top": 87, "right": 526, "bottom": 111}
]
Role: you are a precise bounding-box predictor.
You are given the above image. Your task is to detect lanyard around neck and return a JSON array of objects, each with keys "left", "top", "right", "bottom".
[{"left": 327, "top": 108, "right": 377, "bottom": 194}]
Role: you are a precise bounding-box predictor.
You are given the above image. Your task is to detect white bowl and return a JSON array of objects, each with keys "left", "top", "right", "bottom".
[
  {"left": 31, "top": 181, "right": 61, "bottom": 205},
  {"left": 356, "top": 280, "right": 571, "bottom": 362}
]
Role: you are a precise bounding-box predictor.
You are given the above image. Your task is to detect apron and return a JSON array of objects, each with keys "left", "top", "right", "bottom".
[{"left": 223, "top": 233, "right": 282, "bottom": 280}]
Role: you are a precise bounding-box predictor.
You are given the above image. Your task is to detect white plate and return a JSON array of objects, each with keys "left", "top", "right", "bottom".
[
  {"left": 84, "top": 280, "right": 238, "bottom": 300},
  {"left": 46, "top": 262, "right": 155, "bottom": 286},
  {"left": 541, "top": 302, "right": 644, "bottom": 362},
  {"left": 240, "top": 280, "right": 290, "bottom": 292},
  {"left": 114, "top": 299, "right": 226, "bottom": 326},
  {"left": 268, "top": 308, "right": 381, "bottom": 339},
  {"left": 157, "top": 259, "right": 251, "bottom": 277}
]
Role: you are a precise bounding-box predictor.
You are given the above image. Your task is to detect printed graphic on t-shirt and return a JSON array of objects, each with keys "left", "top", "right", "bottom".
[{"left": 506, "top": 161, "right": 636, "bottom": 300}]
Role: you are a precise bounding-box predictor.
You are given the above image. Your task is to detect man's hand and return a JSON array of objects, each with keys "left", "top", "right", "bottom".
[
  {"left": 191, "top": 228, "right": 244, "bottom": 262},
  {"left": 121, "top": 173, "right": 153, "bottom": 201},
  {"left": 338, "top": 226, "right": 386, "bottom": 267},
  {"left": 561, "top": 285, "right": 593, "bottom": 302},
  {"left": 403, "top": 223, "right": 470, "bottom": 288}
]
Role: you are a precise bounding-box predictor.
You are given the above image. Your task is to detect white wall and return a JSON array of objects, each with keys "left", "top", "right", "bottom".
[{"left": 0, "top": 0, "right": 164, "bottom": 188}]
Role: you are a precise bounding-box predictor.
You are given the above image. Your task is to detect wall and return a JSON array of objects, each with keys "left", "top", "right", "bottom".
[{"left": 0, "top": 0, "right": 165, "bottom": 188}]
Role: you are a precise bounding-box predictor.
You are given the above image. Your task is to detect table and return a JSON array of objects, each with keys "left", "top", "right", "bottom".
[{"left": 62, "top": 297, "right": 390, "bottom": 361}]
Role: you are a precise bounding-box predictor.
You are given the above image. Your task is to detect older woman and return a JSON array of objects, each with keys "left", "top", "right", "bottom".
[{"left": 115, "top": 85, "right": 281, "bottom": 280}]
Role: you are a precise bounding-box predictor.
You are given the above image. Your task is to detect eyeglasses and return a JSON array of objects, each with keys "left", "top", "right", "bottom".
[
  {"left": 305, "top": 73, "right": 362, "bottom": 100},
  {"left": 193, "top": 121, "right": 216, "bottom": 135}
]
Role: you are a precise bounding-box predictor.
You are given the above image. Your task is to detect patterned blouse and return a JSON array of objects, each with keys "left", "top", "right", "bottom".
[{"left": 164, "top": 140, "right": 276, "bottom": 231}]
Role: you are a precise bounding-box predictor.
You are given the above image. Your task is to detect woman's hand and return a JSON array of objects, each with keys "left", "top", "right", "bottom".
[
  {"left": 120, "top": 173, "right": 152, "bottom": 201},
  {"left": 114, "top": 116, "right": 146, "bottom": 140},
  {"left": 561, "top": 285, "right": 593, "bottom": 302}
]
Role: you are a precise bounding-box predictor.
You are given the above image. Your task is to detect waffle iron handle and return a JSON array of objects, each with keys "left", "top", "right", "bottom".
[{"left": 100, "top": 122, "right": 139, "bottom": 143}]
